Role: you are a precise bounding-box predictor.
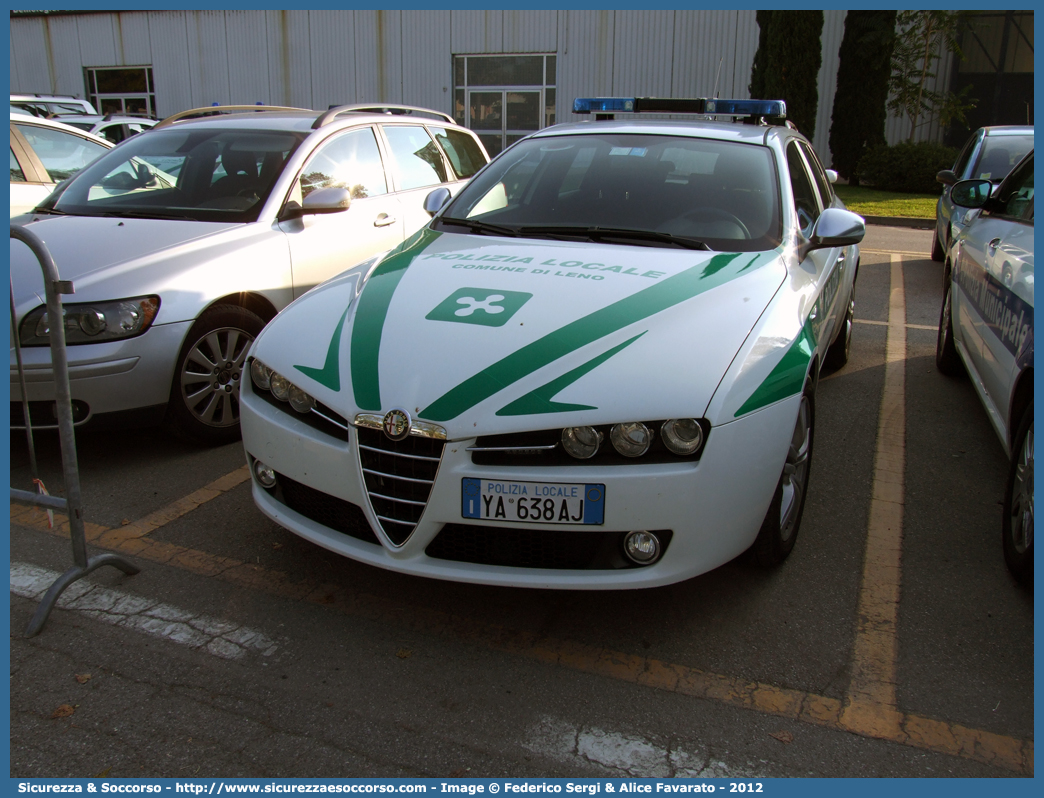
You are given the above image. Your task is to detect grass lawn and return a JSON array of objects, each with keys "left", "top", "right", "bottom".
[{"left": 834, "top": 185, "right": 938, "bottom": 219}]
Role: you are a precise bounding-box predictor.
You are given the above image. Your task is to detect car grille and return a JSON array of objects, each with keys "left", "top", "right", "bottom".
[
  {"left": 357, "top": 427, "right": 444, "bottom": 546},
  {"left": 272, "top": 472, "right": 380, "bottom": 546},
  {"left": 425, "top": 526, "right": 673, "bottom": 570}
]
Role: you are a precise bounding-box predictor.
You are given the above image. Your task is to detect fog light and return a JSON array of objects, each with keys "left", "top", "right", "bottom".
[
  {"left": 623, "top": 530, "right": 661, "bottom": 564},
  {"left": 253, "top": 459, "right": 277, "bottom": 489},
  {"left": 561, "top": 426, "right": 603, "bottom": 459}
]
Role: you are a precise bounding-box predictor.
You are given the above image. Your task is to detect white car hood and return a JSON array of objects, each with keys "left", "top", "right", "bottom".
[
  {"left": 9, "top": 214, "right": 241, "bottom": 308},
  {"left": 256, "top": 229, "right": 787, "bottom": 439}
]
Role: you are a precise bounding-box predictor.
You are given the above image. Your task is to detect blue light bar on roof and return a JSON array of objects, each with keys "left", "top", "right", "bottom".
[{"left": 573, "top": 97, "right": 787, "bottom": 118}]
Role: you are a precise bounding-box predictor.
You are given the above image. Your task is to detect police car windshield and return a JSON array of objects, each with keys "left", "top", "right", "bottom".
[
  {"left": 438, "top": 133, "right": 782, "bottom": 252},
  {"left": 45, "top": 127, "right": 307, "bottom": 223}
]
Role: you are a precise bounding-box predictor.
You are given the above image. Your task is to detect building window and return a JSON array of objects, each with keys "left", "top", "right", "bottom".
[
  {"left": 85, "top": 66, "right": 156, "bottom": 118},
  {"left": 453, "top": 54, "right": 556, "bottom": 158}
]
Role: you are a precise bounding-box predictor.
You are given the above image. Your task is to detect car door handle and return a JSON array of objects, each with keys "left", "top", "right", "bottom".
[
  {"left": 987, "top": 237, "right": 1001, "bottom": 253},
  {"left": 374, "top": 214, "right": 397, "bottom": 228}
]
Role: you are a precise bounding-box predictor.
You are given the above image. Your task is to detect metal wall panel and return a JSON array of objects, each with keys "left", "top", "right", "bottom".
[
  {"left": 75, "top": 14, "right": 118, "bottom": 68},
  {"left": 43, "top": 16, "right": 89, "bottom": 100},
  {"left": 226, "top": 11, "right": 271, "bottom": 107},
  {"left": 308, "top": 10, "right": 357, "bottom": 109},
  {"left": 812, "top": 10, "right": 846, "bottom": 164},
  {"left": 354, "top": 11, "right": 403, "bottom": 103},
  {"left": 184, "top": 11, "right": 231, "bottom": 108},
  {"left": 451, "top": 10, "right": 504, "bottom": 54},
  {"left": 502, "top": 10, "right": 558, "bottom": 53},
  {"left": 264, "top": 11, "right": 312, "bottom": 108},
  {"left": 147, "top": 12, "right": 194, "bottom": 116},
  {"left": 558, "top": 10, "right": 615, "bottom": 124},
  {"left": 612, "top": 10, "right": 674, "bottom": 97},
  {"left": 9, "top": 17, "right": 52, "bottom": 95},
  {"left": 672, "top": 11, "right": 750, "bottom": 100},
  {"left": 402, "top": 11, "right": 453, "bottom": 115},
  {"left": 113, "top": 13, "right": 153, "bottom": 67}
]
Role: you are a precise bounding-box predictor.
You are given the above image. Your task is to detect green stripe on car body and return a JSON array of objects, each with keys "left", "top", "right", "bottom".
[
  {"left": 496, "top": 333, "right": 646, "bottom": 416},
  {"left": 421, "top": 252, "right": 745, "bottom": 422},
  {"left": 294, "top": 307, "right": 350, "bottom": 391},
  {"left": 350, "top": 229, "right": 442, "bottom": 410},
  {"left": 734, "top": 317, "right": 816, "bottom": 417}
]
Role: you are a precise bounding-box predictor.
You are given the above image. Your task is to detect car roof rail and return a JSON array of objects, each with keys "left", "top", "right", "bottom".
[
  {"left": 154, "top": 105, "right": 313, "bottom": 129},
  {"left": 312, "top": 103, "right": 454, "bottom": 129}
]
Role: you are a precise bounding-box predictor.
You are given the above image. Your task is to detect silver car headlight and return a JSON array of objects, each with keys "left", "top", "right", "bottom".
[
  {"left": 250, "top": 357, "right": 318, "bottom": 415},
  {"left": 18, "top": 296, "right": 160, "bottom": 346}
]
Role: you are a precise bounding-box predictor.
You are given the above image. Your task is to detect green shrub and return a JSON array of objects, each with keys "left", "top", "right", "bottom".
[{"left": 856, "top": 141, "right": 958, "bottom": 194}]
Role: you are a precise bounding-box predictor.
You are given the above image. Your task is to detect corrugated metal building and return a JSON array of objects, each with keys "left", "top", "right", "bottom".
[{"left": 10, "top": 9, "right": 956, "bottom": 165}]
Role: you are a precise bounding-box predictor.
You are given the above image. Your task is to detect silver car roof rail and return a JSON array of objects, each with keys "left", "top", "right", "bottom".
[
  {"left": 154, "top": 105, "right": 313, "bottom": 129},
  {"left": 312, "top": 104, "right": 454, "bottom": 129}
]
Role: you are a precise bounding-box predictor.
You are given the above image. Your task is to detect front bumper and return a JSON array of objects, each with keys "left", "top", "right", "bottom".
[
  {"left": 10, "top": 320, "right": 192, "bottom": 428},
  {"left": 240, "top": 387, "right": 801, "bottom": 589}
]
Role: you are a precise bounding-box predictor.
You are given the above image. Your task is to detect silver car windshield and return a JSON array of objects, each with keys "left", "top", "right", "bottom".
[
  {"left": 437, "top": 133, "right": 782, "bottom": 252},
  {"left": 45, "top": 127, "right": 306, "bottom": 222}
]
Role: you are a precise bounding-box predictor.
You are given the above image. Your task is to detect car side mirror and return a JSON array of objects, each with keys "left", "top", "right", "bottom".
[
  {"left": 281, "top": 186, "right": 351, "bottom": 220},
  {"left": 807, "top": 207, "right": 865, "bottom": 253},
  {"left": 423, "top": 186, "right": 452, "bottom": 217},
  {"left": 937, "top": 169, "right": 958, "bottom": 186},
  {"left": 824, "top": 169, "right": 838, "bottom": 184},
  {"left": 950, "top": 178, "right": 992, "bottom": 209}
]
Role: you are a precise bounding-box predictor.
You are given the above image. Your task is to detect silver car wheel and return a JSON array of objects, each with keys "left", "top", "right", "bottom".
[{"left": 179, "top": 326, "right": 254, "bottom": 428}]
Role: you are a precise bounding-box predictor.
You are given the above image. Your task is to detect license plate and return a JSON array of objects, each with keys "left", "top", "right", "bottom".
[{"left": 461, "top": 478, "right": 605, "bottom": 525}]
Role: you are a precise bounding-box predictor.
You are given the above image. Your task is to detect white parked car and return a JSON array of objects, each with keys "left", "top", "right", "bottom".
[
  {"left": 10, "top": 104, "right": 489, "bottom": 444},
  {"left": 937, "top": 150, "right": 1034, "bottom": 585},
  {"left": 9, "top": 112, "right": 113, "bottom": 216},
  {"left": 10, "top": 93, "right": 98, "bottom": 117},
  {"left": 240, "top": 96, "right": 865, "bottom": 589},
  {"left": 51, "top": 113, "right": 158, "bottom": 145}
]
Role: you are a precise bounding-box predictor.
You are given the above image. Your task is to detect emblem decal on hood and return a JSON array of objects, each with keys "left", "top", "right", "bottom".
[
  {"left": 294, "top": 307, "right": 350, "bottom": 392},
  {"left": 426, "top": 287, "right": 532, "bottom": 327}
]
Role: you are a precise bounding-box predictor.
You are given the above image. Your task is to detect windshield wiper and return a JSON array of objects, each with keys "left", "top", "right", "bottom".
[
  {"left": 439, "top": 216, "right": 521, "bottom": 237},
  {"left": 513, "top": 225, "right": 710, "bottom": 250},
  {"left": 30, "top": 207, "right": 70, "bottom": 216},
  {"left": 96, "top": 210, "right": 198, "bottom": 221}
]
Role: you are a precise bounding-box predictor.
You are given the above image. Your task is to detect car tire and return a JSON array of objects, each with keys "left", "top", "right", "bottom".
[
  {"left": 167, "top": 304, "right": 265, "bottom": 446},
  {"left": 1002, "top": 402, "right": 1033, "bottom": 586},
  {"left": 747, "top": 378, "right": 815, "bottom": 566},
  {"left": 936, "top": 277, "right": 963, "bottom": 376},
  {"left": 931, "top": 227, "right": 945, "bottom": 262},
  {"left": 824, "top": 290, "right": 854, "bottom": 371}
]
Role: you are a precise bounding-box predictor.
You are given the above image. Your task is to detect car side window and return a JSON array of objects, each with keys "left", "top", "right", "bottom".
[
  {"left": 798, "top": 141, "right": 833, "bottom": 209},
  {"left": 382, "top": 125, "right": 448, "bottom": 191},
  {"left": 11, "top": 148, "right": 26, "bottom": 182},
  {"left": 994, "top": 156, "right": 1034, "bottom": 221},
  {"left": 429, "top": 127, "right": 486, "bottom": 180},
  {"left": 299, "top": 127, "right": 388, "bottom": 201},
  {"left": 14, "top": 123, "right": 109, "bottom": 182},
  {"left": 786, "top": 141, "right": 820, "bottom": 237}
]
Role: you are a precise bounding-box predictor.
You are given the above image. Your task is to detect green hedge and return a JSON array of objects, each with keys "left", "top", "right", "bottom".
[{"left": 856, "top": 141, "right": 958, "bottom": 194}]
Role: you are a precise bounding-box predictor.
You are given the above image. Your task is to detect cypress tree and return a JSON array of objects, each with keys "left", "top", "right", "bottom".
[
  {"left": 748, "top": 11, "right": 824, "bottom": 138},
  {"left": 829, "top": 11, "right": 897, "bottom": 184}
]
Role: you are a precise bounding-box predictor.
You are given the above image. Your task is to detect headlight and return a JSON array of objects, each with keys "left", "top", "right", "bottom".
[
  {"left": 610, "top": 422, "right": 652, "bottom": 457},
  {"left": 251, "top": 358, "right": 319, "bottom": 415},
  {"left": 18, "top": 296, "right": 160, "bottom": 346},
  {"left": 561, "top": 426, "right": 603, "bottom": 459},
  {"left": 660, "top": 418, "right": 704, "bottom": 455}
]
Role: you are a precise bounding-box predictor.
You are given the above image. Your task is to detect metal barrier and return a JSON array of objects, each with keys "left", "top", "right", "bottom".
[{"left": 10, "top": 224, "right": 140, "bottom": 637}]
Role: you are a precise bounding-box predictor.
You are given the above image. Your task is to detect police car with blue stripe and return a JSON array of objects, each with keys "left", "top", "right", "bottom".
[{"left": 937, "top": 150, "right": 1034, "bottom": 585}]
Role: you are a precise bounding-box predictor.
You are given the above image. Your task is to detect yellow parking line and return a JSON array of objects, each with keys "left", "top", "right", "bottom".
[
  {"left": 855, "top": 319, "right": 936, "bottom": 332},
  {"left": 841, "top": 254, "right": 907, "bottom": 740},
  {"left": 860, "top": 248, "right": 929, "bottom": 257},
  {"left": 12, "top": 498, "right": 1033, "bottom": 774}
]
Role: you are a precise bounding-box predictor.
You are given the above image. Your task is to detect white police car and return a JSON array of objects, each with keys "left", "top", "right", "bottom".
[
  {"left": 937, "top": 151, "right": 1033, "bottom": 585},
  {"left": 241, "top": 97, "right": 865, "bottom": 588}
]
